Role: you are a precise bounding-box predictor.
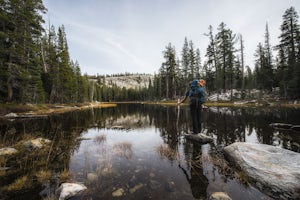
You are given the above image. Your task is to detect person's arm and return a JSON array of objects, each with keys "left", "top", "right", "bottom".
[
  {"left": 178, "top": 91, "right": 189, "bottom": 105},
  {"left": 178, "top": 96, "right": 188, "bottom": 104}
]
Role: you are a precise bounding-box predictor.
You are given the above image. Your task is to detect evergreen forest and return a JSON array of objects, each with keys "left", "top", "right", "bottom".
[{"left": 1, "top": 1, "right": 299, "bottom": 103}]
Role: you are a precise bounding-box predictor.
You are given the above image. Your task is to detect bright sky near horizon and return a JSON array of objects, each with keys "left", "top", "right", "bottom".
[{"left": 43, "top": 0, "right": 300, "bottom": 75}]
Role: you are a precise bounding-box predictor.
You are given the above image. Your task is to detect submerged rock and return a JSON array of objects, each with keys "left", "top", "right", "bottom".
[
  {"left": 0, "top": 147, "right": 18, "bottom": 156},
  {"left": 129, "top": 183, "right": 144, "bottom": 194},
  {"left": 291, "top": 125, "right": 300, "bottom": 132},
  {"left": 87, "top": 173, "right": 98, "bottom": 183},
  {"left": 224, "top": 142, "right": 300, "bottom": 198},
  {"left": 185, "top": 133, "right": 213, "bottom": 143},
  {"left": 209, "top": 192, "right": 232, "bottom": 200},
  {"left": 165, "top": 181, "right": 175, "bottom": 192},
  {"left": 269, "top": 123, "right": 293, "bottom": 130},
  {"left": 23, "top": 138, "right": 51, "bottom": 150},
  {"left": 149, "top": 180, "right": 161, "bottom": 190},
  {"left": 112, "top": 188, "right": 124, "bottom": 197},
  {"left": 4, "top": 113, "right": 18, "bottom": 118},
  {"left": 57, "top": 183, "right": 87, "bottom": 200}
]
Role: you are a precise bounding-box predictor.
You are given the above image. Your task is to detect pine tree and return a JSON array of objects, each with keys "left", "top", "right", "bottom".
[
  {"left": 215, "top": 22, "right": 236, "bottom": 94},
  {"left": 0, "top": 0, "right": 10, "bottom": 102},
  {"left": 2, "top": 0, "right": 46, "bottom": 102},
  {"left": 57, "top": 25, "right": 74, "bottom": 103},
  {"left": 239, "top": 34, "right": 245, "bottom": 92},
  {"left": 195, "top": 48, "right": 201, "bottom": 78},
  {"left": 188, "top": 40, "right": 196, "bottom": 79},
  {"left": 47, "top": 25, "right": 61, "bottom": 103},
  {"left": 262, "top": 23, "right": 274, "bottom": 91},
  {"left": 234, "top": 57, "right": 241, "bottom": 90},
  {"left": 205, "top": 25, "right": 218, "bottom": 93},
  {"left": 254, "top": 42, "right": 266, "bottom": 89},
  {"left": 181, "top": 37, "right": 189, "bottom": 80},
  {"left": 277, "top": 7, "right": 300, "bottom": 98},
  {"left": 161, "top": 43, "right": 177, "bottom": 99}
]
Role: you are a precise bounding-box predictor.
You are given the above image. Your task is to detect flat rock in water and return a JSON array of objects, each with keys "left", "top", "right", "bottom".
[
  {"left": 58, "top": 183, "right": 87, "bottom": 200},
  {"left": 224, "top": 142, "right": 300, "bottom": 199},
  {"left": 209, "top": 192, "right": 232, "bottom": 200},
  {"left": 4, "top": 113, "right": 18, "bottom": 118},
  {"left": 185, "top": 133, "right": 213, "bottom": 143}
]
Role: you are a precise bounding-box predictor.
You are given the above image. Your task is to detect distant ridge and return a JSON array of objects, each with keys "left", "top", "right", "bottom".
[{"left": 89, "top": 73, "right": 154, "bottom": 89}]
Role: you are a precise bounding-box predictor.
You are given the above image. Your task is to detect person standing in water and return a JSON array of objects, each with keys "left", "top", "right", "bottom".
[{"left": 178, "top": 79, "right": 207, "bottom": 134}]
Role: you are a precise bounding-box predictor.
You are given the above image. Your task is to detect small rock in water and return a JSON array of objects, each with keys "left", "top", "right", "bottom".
[
  {"left": 149, "top": 180, "right": 160, "bottom": 190},
  {"left": 112, "top": 188, "right": 124, "bottom": 197},
  {"left": 5, "top": 113, "right": 18, "bottom": 118},
  {"left": 101, "top": 167, "right": 113, "bottom": 176},
  {"left": 0, "top": 147, "right": 18, "bottom": 156},
  {"left": 129, "top": 183, "right": 144, "bottom": 194},
  {"left": 209, "top": 192, "right": 232, "bottom": 200},
  {"left": 87, "top": 173, "right": 98, "bottom": 183},
  {"left": 165, "top": 181, "right": 175, "bottom": 192},
  {"left": 58, "top": 183, "right": 87, "bottom": 200}
]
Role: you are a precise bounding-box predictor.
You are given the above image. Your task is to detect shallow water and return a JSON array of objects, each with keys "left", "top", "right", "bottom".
[{"left": 0, "top": 104, "right": 299, "bottom": 199}]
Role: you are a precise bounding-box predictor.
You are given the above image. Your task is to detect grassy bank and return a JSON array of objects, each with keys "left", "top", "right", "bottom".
[
  {"left": 1, "top": 100, "right": 299, "bottom": 117},
  {"left": 0, "top": 102, "right": 117, "bottom": 116},
  {"left": 143, "top": 100, "right": 300, "bottom": 108}
]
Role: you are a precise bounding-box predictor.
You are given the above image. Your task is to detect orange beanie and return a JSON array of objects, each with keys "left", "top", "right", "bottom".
[{"left": 199, "top": 79, "right": 206, "bottom": 86}]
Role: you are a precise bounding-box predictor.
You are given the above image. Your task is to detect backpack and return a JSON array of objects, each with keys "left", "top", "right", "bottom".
[{"left": 188, "top": 79, "right": 206, "bottom": 104}]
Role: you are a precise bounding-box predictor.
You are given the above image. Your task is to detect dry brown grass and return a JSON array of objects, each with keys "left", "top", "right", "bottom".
[
  {"left": 7, "top": 175, "right": 31, "bottom": 191},
  {"left": 157, "top": 144, "right": 179, "bottom": 160},
  {"left": 36, "top": 170, "right": 52, "bottom": 183},
  {"left": 94, "top": 134, "right": 107, "bottom": 144},
  {"left": 60, "top": 169, "right": 71, "bottom": 182},
  {"left": 113, "top": 142, "right": 133, "bottom": 159},
  {"left": 0, "top": 103, "right": 117, "bottom": 116}
]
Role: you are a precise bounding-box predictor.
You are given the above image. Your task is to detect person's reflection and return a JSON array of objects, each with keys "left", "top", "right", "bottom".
[{"left": 179, "top": 142, "right": 208, "bottom": 199}]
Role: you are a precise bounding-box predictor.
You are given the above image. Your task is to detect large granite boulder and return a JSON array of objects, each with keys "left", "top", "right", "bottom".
[{"left": 224, "top": 142, "right": 300, "bottom": 199}]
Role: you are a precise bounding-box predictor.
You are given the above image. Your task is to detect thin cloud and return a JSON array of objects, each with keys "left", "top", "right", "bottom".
[{"left": 43, "top": 0, "right": 300, "bottom": 75}]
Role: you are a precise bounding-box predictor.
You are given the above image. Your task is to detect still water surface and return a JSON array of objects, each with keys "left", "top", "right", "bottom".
[{"left": 1, "top": 104, "right": 299, "bottom": 199}]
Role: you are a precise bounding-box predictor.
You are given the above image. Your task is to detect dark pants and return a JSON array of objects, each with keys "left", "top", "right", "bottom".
[{"left": 190, "top": 103, "right": 202, "bottom": 134}]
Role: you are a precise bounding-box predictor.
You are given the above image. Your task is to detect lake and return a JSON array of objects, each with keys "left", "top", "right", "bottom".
[{"left": 0, "top": 104, "right": 299, "bottom": 199}]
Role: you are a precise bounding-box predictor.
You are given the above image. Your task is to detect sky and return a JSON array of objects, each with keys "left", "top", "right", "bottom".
[{"left": 43, "top": 0, "right": 300, "bottom": 75}]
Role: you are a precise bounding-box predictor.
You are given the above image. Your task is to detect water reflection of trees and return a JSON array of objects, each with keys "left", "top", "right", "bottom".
[
  {"left": 0, "top": 109, "right": 100, "bottom": 198},
  {"left": 146, "top": 105, "right": 299, "bottom": 153},
  {"left": 0, "top": 104, "right": 299, "bottom": 198}
]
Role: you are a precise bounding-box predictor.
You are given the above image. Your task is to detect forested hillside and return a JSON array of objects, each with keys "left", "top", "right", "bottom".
[
  {"left": 156, "top": 7, "right": 300, "bottom": 100},
  {"left": 0, "top": 1, "right": 299, "bottom": 103}
]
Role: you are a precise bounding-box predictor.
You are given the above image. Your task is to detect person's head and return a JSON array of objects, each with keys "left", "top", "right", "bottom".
[{"left": 199, "top": 79, "right": 206, "bottom": 87}]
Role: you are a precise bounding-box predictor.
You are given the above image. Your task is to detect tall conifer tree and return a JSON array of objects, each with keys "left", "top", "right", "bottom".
[{"left": 277, "top": 7, "right": 300, "bottom": 98}]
